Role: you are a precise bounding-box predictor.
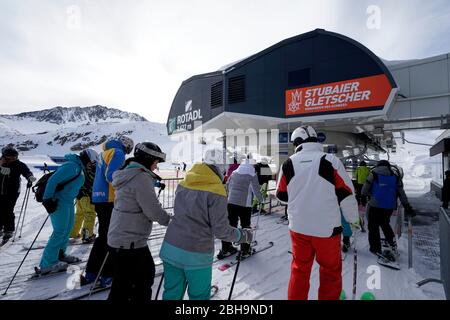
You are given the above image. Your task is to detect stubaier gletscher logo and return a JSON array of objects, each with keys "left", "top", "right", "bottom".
[
  {"left": 288, "top": 90, "right": 302, "bottom": 113},
  {"left": 285, "top": 74, "right": 394, "bottom": 116}
]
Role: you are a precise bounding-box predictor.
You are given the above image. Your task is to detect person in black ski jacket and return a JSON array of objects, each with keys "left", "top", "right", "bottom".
[
  {"left": 442, "top": 170, "right": 450, "bottom": 209},
  {"left": 361, "top": 160, "right": 413, "bottom": 260},
  {"left": 0, "top": 146, "right": 36, "bottom": 243}
]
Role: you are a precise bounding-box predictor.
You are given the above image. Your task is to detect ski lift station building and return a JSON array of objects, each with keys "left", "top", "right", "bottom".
[{"left": 166, "top": 29, "right": 450, "bottom": 181}]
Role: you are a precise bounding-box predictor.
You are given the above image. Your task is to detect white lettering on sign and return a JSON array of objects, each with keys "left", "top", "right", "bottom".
[{"left": 303, "top": 81, "right": 371, "bottom": 109}]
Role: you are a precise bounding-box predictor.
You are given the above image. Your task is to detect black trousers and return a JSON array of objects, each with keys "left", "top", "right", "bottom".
[
  {"left": 0, "top": 193, "right": 20, "bottom": 232},
  {"left": 108, "top": 246, "right": 155, "bottom": 302},
  {"left": 368, "top": 206, "right": 395, "bottom": 254},
  {"left": 222, "top": 203, "right": 252, "bottom": 253},
  {"left": 355, "top": 184, "right": 363, "bottom": 206},
  {"left": 86, "top": 202, "right": 114, "bottom": 277}
]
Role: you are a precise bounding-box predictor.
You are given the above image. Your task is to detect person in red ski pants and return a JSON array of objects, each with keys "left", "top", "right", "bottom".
[
  {"left": 288, "top": 231, "right": 342, "bottom": 300},
  {"left": 276, "top": 126, "right": 359, "bottom": 300}
]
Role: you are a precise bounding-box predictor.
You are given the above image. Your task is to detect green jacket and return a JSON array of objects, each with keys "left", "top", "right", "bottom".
[{"left": 355, "top": 166, "right": 370, "bottom": 185}]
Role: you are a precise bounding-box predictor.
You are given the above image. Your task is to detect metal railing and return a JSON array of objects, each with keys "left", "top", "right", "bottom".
[
  {"left": 416, "top": 207, "right": 450, "bottom": 300},
  {"left": 159, "top": 178, "right": 285, "bottom": 213},
  {"left": 159, "top": 178, "right": 183, "bottom": 210}
]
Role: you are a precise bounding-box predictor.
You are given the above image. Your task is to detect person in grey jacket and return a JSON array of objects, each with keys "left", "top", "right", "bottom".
[
  {"left": 361, "top": 160, "right": 414, "bottom": 260},
  {"left": 159, "top": 149, "right": 253, "bottom": 300},
  {"left": 107, "top": 142, "right": 170, "bottom": 302},
  {"left": 219, "top": 157, "right": 264, "bottom": 259}
]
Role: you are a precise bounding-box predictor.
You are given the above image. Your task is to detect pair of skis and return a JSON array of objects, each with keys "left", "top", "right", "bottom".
[{"left": 218, "top": 241, "right": 274, "bottom": 271}]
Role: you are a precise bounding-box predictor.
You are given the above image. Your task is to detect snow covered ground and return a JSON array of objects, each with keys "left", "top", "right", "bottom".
[{"left": 0, "top": 166, "right": 446, "bottom": 300}]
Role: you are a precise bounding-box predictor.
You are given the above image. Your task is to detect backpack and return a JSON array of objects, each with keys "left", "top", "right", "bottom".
[
  {"left": 371, "top": 172, "right": 398, "bottom": 209},
  {"left": 33, "top": 169, "right": 82, "bottom": 203}
]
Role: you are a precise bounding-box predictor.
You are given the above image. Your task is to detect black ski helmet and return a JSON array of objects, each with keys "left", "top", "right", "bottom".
[
  {"left": 377, "top": 160, "right": 391, "bottom": 168},
  {"left": 1, "top": 146, "right": 18, "bottom": 158},
  {"left": 134, "top": 142, "right": 166, "bottom": 168}
]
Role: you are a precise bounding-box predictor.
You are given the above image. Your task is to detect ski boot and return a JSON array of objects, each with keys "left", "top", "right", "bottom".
[
  {"left": 99, "top": 276, "right": 113, "bottom": 288},
  {"left": 2, "top": 231, "right": 13, "bottom": 245},
  {"left": 386, "top": 241, "right": 400, "bottom": 260},
  {"left": 36, "top": 261, "right": 68, "bottom": 275},
  {"left": 80, "top": 272, "right": 97, "bottom": 286},
  {"left": 68, "top": 235, "right": 80, "bottom": 244},
  {"left": 342, "top": 236, "right": 351, "bottom": 253},
  {"left": 81, "top": 228, "right": 96, "bottom": 244},
  {"left": 381, "top": 249, "right": 396, "bottom": 262},
  {"left": 239, "top": 249, "right": 255, "bottom": 259},
  {"left": 217, "top": 247, "right": 238, "bottom": 260},
  {"left": 59, "top": 249, "right": 81, "bottom": 264}
]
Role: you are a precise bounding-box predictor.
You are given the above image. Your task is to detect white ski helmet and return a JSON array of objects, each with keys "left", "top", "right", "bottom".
[
  {"left": 291, "top": 126, "right": 318, "bottom": 147},
  {"left": 119, "top": 136, "right": 134, "bottom": 154}
]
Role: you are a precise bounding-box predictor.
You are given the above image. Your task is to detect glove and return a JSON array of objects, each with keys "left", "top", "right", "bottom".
[
  {"left": 404, "top": 204, "right": 416, "bottom": 218},
  {"left": 234, "top": 228, "right": 254, "bottom": 245},
  {"left": 0, "top": 166, "right": 11, "bottom": 175},
  {"left": 350, "top": 218, "right": 362, "bottom": 232},
  {"left": 42, "top": 198, "right": 58, "bottom": 214},
  {"left": 155, "top": 181, "right": 166, "bottom": 190},
  {"left": 26, "top": 176, "right": 36, "bottom": 188}
]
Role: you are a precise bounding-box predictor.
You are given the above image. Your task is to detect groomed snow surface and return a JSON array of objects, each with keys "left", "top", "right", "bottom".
[{"left": 0, "top": 168, "right": 446, "bottom": 300}]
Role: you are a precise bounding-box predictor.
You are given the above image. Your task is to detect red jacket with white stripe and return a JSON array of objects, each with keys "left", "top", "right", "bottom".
[{"left": 276, "top": 143, "right": 358, "bottom": 237}]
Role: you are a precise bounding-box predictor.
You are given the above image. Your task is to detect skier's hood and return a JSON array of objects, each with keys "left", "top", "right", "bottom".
[
  {"left": 235, "top": 163, "right": 256, "bottom": 176},
  {"left": 64, "top": 153, "right": 83, "bottom": 167},
  {"left": 103, "top": 139, "right": 124, "bottom": 152},
  {"left": 179, "top": 163, "right": 226, "bottom": 197},
  {"left": 112, "top": 161, "right": 156, "bottom": 190}
]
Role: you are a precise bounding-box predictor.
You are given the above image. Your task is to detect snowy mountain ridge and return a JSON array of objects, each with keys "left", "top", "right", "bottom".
[
  {"left": 0, "top": 106, "right": 178, "bottom": 165},
  {"left": 0, "top": 105, "right": 147, "bottom": 128}
]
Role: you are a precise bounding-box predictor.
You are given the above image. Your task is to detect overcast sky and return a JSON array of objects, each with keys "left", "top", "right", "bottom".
[{"left": 1, "top": 0, "right": 449, "bottom": 123}]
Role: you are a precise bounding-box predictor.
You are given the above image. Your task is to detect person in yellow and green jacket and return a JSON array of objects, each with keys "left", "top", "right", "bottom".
[
  {"left": 70, "top": 149, "right": 98, "bottom": 244},
  {"left": 159, "top": 149, "right": 254, "bottom": 300},
  {"left": 355, "top": 161, "right": 370, "bottom": 206}
]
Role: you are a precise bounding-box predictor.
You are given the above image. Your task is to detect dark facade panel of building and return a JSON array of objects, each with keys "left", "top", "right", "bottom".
[{"left": 166, "top": 29, "right": 397, "bottom": 134}]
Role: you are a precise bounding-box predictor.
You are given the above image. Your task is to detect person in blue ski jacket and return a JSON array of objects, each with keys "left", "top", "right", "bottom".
[
  {"left": 38, "top": 150, "right": 98, "bottom": 274},
  {"left": 82, "top": 136, "right": 134, "bottom": 287}
]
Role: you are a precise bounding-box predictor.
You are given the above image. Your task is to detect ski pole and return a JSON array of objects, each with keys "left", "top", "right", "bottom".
[
  {"left": 154, "top": 272, "right": 164, "bottom": 300},
  {"left": 251, "top": 206, "right": 263, "bottom": 249},
  {"left": 352, "top": 231, "right": 358, "bottom": 300},
  {"left": 88, "top": 251, "right": 110, "bottom": 300},
  {"left": 228, "top": 250, "right": 242, "bottom": 300},
  {"left": 2, "top": 215, "right": 49, "bottom": 296},
  {"left": 19, "top": 186, "right": 31, "bottom": 239},
  {"left": 408, "top": 216, "right": 413, "bottom": 269},
  {"left": 12, "top": 187, "right": 30, "bottom": 242}
]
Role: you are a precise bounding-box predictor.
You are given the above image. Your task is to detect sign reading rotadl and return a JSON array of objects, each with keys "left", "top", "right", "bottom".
[{"left": 285, "top": 74, "right": 393, "bottom": 116}]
